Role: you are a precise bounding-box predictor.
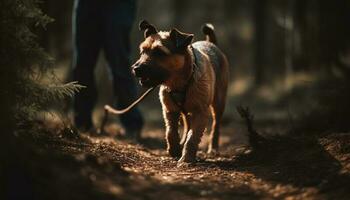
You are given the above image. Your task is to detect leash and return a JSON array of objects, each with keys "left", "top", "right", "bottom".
[{"left": 99, "top": 86, "right": 157, "bottom": 133}]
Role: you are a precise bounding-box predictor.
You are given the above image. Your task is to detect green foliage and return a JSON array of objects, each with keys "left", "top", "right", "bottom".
[{"left": 0, "top": 0, "right": 80, "bottom": 133}]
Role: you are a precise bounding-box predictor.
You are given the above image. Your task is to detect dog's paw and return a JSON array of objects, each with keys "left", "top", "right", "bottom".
[
  {"left": 177, "top": 155, "right": 196, "bottom": 164},
  {"left": 177, "top": 161, "right": 192, "bottom": 168},
  {"left": 207, "top": 148, "right": 219, "bottom": 156},
  {"left": 167, "top": 146, "right": 182, "bottom": 158},
  {"left": 168, "top": 150, "right": 181, "bottom": 158},
  {"left": 177, "top": 158, "right": 197, "bottom": 168}
]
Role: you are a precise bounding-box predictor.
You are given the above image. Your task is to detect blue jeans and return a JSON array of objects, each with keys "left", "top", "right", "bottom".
[{"left": 72, "top": 0, "right": 143, "bottom": 131}]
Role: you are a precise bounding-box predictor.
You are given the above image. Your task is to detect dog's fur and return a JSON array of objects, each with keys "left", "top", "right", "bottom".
[{"left": 132, "top": 21, "right": 229, "bottom": 162}]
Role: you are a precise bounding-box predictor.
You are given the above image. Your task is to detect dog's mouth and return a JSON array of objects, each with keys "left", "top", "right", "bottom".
[
  {"left": 135, "top": 75, "right": 160, "bottom": 87},
  {"left": 139, "top": 76, "right": 149, "bottom": 82},
  {"left": 133, "top": 65, "right": 169, "bottom": 87},
  {"left": 139, "top": 76, "right": 151, "bottom": 85}
]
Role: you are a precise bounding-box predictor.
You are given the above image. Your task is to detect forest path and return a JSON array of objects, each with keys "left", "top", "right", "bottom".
[{"left": 43, "top": 123, "right": 350, "bottom": 200}]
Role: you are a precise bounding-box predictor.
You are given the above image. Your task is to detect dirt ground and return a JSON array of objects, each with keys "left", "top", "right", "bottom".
[
  {"left": 9, "top": 79, "right": 350, "bottom": 199},
  {"left": 19, "top": 116, "right": 349, "bottom": 200}
]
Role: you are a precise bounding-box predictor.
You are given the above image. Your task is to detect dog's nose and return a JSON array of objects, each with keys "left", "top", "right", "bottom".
[{"left": 132, "top": 64, "right": 147, "bottom": 77}]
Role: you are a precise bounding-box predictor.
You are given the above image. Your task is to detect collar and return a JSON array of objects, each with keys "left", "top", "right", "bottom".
[{"left": 168, "top": 45, "right": 197, "bottom": 109}]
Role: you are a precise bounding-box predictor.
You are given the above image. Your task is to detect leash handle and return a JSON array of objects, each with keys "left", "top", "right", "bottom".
[{"left": 99, "top": 86, "right": 157, "bottom": 133}]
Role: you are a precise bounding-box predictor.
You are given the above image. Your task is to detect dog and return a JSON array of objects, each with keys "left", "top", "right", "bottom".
[{"left": 132, "top": 20, "right": 229, "bottom": 163}]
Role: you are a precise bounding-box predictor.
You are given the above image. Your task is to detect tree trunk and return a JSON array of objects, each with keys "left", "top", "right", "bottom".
[{"left": 254, "top": 0, "right": 266, "bottom": 85}]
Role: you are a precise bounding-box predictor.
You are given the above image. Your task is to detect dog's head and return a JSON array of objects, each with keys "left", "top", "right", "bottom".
[{"left": 131, "top": 20, "right": 194, "bottom": 87}]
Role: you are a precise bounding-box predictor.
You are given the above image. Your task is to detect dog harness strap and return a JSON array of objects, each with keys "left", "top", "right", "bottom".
[{"left": 169, "top": 45, "right": 197, "bottom": 109}]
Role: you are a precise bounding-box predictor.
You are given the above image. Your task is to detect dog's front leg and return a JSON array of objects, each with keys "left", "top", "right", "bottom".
[
  {"left": 163, "top": 111, "right": 182, "bottom": 158},
  {"left": 179, "top": 110, "right": 209, "bottom": 163}
]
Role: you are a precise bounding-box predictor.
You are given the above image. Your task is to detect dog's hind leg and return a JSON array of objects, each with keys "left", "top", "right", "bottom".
[
  {"left": 208, "top": 56, "right": 229, "bottom": 154},
  {"left": 208, "top": 94, "right": 226, "bottom": 154}
]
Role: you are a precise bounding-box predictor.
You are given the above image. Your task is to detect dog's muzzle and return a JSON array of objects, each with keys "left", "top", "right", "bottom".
[{"left": 132, "top": 64, "right": 168, "bottom": 87}]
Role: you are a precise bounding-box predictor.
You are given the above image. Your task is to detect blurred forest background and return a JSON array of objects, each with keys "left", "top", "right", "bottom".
[
  {"left": 42, "top": 0, "right": 350, "bottom": 77},
  {"left": 2, "top": 0, "right": 350, "bottom": 199},
  {"left": 40, "top": 0, "right": 350, "bottom": 131}
]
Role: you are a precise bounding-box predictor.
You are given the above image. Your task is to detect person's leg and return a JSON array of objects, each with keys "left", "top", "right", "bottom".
[
  {"left": 72, "top": 0, "right": 102, "bottom": 130},
  {"left": 102, "top": 1, "right": 144, "bottom": 138}
]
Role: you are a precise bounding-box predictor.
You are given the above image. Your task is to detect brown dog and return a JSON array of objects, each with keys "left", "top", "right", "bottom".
[{"left": 132, "top": 20, "right": 229, "bottom": 163}]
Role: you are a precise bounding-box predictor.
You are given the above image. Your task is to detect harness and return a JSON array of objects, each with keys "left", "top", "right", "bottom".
[{"left": 168, "top": 45, "right": 198, "bottom": 110}]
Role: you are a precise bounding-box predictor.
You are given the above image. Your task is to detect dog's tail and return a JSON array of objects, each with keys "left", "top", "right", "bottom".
[{"left": 201, "top": 23, "right": 217, "bottom": 45}]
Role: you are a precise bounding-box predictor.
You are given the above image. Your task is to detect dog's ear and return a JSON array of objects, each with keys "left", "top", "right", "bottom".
[
  {"left": 170, "top": 28, "right": 194, "bottom": 50},
  {"left": 139, "top": 20, "right": 158, "bottom": 38}
]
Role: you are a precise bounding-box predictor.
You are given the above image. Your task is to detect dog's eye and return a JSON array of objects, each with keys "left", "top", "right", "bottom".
[{"left": 152, "top": 48, "right": 167, "bottom": 57}]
